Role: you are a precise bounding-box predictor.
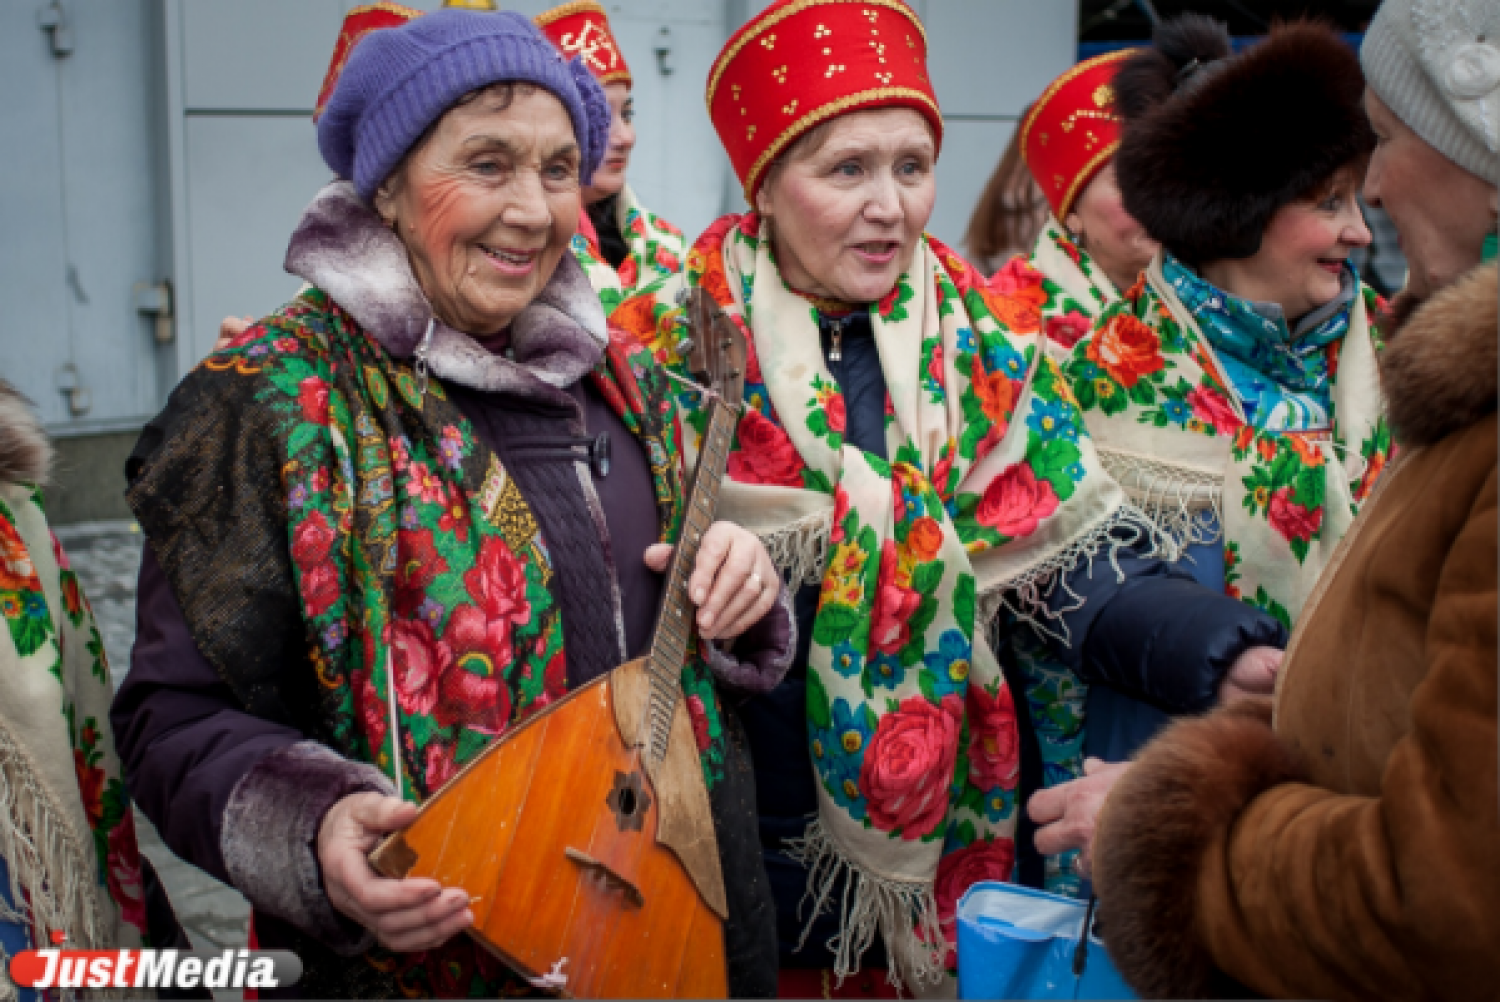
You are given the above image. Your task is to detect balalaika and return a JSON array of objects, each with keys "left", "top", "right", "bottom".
[{"left": 370, "top": 289, "right": 747, "bottom": 998}]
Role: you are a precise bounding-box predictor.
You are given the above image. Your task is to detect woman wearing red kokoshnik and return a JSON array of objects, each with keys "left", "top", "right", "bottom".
[
  {"left": 112, "top": 9, "right": 790, "bottom": 998},
  {"left": 611, "top": 0, "right": 1287, "bottom": 993}
]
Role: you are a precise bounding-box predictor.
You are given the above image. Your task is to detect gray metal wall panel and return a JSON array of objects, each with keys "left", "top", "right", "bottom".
[
  {"left": 0, "top": 0, "right": 165, "bottom": 434},
  {"left": 181, "top": 0, "right": 346, "bottom": 112},
  {"left": 181, "top": 116, "right": 333, "bottom": 360}
]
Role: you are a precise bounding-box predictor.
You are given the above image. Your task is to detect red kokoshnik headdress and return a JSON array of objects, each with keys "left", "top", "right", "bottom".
[
  {"left": 535, "top": 1, "right": 632, "bottom": 88},
  {"left": 314, "top": 3, "right": 423, "bottom": 123},
  {"left": 1019, "top": 49, "right": 1137, "bottom": 221},
  {"left": 707, "top": 0, "right": 943, "bottom": 203}
]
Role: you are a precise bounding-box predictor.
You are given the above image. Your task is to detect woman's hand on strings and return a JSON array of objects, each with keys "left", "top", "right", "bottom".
[
  {"left": 318, "top": 792, "right": 473, "bottom": 952},
  {"left": 645, "top": 521, "right": 779, "bottom": 641}
]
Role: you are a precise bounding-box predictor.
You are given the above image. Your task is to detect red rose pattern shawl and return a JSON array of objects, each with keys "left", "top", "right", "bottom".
[{"left": 614, "top": 213, "right": 1152, "bottom": 985}]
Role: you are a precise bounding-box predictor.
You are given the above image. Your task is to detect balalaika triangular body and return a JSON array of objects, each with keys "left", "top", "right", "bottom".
[{"left": 370, "top": 289, "right": 747, "bottom": 998}]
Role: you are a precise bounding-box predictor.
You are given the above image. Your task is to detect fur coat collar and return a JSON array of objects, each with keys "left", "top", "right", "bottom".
[
  {"left": 1381, "top": 262, "right": 1498, "bottom": 447},
  {"left": 0, "top": 380, "right": 51, "bottom": 489},
  {"left": 284, "top": 181, "right": 608, "bottom": 405}
]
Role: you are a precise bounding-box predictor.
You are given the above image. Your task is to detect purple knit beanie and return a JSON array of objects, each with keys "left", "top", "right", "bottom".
[{"left": 318, "top": 9, "right": 609, "bottom": 202}]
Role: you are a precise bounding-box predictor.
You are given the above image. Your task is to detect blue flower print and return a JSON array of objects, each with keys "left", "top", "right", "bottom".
[
  {"left": 400, "top": 506, "right": 420, "bottom": 531},
  {"left": 288, "top": 484, "right": 309, "bottom": 509},
  {"left": 1027, "top": 398, "right": 1079, "bottom": 442},
  {"left": 981, "top": 785, "right": 1015, "bottom": 823},
  {"left": 922, "top": 629, "right": 972, "bottom": 697},
  {"left": 955, "top": 326, "right": 976, "bottom": 353},
  {"left": 416, "top": 597, "right": 446, "bottom": 632},
  {"left": 1162, "top": 398, "right": 1191, "bottom": 425},
  {"left": 869, "top": 652, "right": 907, "bottom": 689},
  {"left": 830, "top": 640, "right": 863, "bottom": 678},
  {"left": 822, "top": 699, "right": 873, "bottom": 821},
  {"left": 986, "top": 339, "right": 1028, "bottom": 381}
]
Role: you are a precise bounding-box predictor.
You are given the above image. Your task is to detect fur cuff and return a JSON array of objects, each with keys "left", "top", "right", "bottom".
[
  {"left": 1092, "top": 700, "right": 1302, "bottom": 998},
  {"left": 221, "top": 740, "right": 394, "bottom": 956},
  {"left": 703, "top": 584, "right": 796, "bottom": 695}
]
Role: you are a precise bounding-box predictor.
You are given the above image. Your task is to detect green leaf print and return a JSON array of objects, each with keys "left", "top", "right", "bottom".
[
  {"left": 813, "top": 604, "right": 861, "bottom": 647},
  {"left": 910, "top": 559, "right": 945, "bottom": 597},
  {"left": 952, "top": 575, "right": 976, "bottom": 639},
  {"left": 1250, "top": 586, "right": 1293, "bottom": 631}
]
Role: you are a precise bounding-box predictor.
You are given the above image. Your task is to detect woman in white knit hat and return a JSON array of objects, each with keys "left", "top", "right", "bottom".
[{"left": 1029, "top": 1, "right": 1499, "bottom": 998}]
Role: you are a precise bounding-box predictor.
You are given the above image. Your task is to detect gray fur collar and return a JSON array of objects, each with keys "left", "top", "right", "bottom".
[
  {"left": 284, "top": 181, "right": 607, "bottom": 402},
  {"left": 1381, "top": 262, "right": 1497, "bottom": 447},
  {"left": 0, "top": 380, "right": 51, "bottom": 488}
]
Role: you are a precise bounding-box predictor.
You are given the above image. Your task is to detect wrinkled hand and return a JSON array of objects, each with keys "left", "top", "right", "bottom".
[
  {"left": 318, "top": 792, "right": 473, "bottom": 953},
  {"left": 214, "top": 316, "right": 254, "bottom": 352},
  {"left": 1028, "top": 758, "right": 1131, "bottom": 880},
  {"left": 644, "top": 521, "right": 778, "bottom": 641},
  {"left": 1218, "top": 645, "right": 1283, "bottom": 705}
]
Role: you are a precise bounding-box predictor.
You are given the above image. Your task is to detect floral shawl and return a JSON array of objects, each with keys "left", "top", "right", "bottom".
[
  {"left": 992, "top": 218, "right": 1121, "bottom": 361},
  {"left": 613, "top": 213, "right": 1144, "bottom": 983},
  {"left": 572, "top": 184, "right": 686, "bottom": 316},
  {"left": 1057, "top": 253, "right": 1391, "bottom": 628},
  {"left": 0, "top": 473, "right": 145, "bottom": 976}
]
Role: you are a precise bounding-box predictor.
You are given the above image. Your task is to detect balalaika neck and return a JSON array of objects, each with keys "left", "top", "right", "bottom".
[{"left": 641, "top": 396, "right": 738, "bottom": 765}]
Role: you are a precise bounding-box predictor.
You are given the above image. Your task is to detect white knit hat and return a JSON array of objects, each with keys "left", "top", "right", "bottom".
[{"left": 1361, "top": 0, "right": 1500, "bottom": 183}]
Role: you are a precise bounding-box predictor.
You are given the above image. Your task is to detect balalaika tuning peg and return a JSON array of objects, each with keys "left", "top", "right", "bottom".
[
  {"left": 675, "top": 338, "right": 694, "bottom": 356},
  {"left": 675, "top": 287, "right": 690, "bottom": 306}
]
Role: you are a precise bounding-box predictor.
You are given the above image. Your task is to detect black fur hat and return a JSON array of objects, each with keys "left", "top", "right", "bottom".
[{"left": 1115, "top": 16, "right": 1374, "bottom": 264}]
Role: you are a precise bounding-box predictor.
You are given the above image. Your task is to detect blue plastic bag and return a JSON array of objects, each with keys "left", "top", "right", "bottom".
[{"left": 956, "top": 883, "right": 1138, "bottom": 1000}]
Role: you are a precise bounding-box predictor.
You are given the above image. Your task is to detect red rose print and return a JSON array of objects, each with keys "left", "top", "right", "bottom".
[
  {"left": 73, "top": 750, "right": 106, "bottom": 828},
  {"left": 106, "top": 811, "right": 148, "bottom": 933},
  {"left": 393, "top": 529, "right": 447, "bottom": 617},
  {"left": 655, "top": 246, "right": 680, "bottom": 273},
  {"left": 436, "top": 612, "right": 511, "bottom": 734},
  {"left": 301, "top": 562, "right": 341, "bottom": 618},
  {"left": 830, "top": 486, "right": 851, "bottom": 544},
  {"left": 1045, "top": 311, "right": 1092, "bottom": 351},
  {"left": 424, "top": 741, "right": 462, "bottom": 791},
  {"left": 859, "top": 694, "right": 964, "bottom": 839},
  {"left": 618, "top": 256, "right": 639, "bottom": 288},
  {"left": 298, "top": 377, "right": 330, "bottom": 424},
  {"left": 934, "top": 838, "right": 1016, "bottom": 946},
  {"left": 390, "top": 618, "right": 451, "bottom": 717},
  {"left": 907, "top": 516, "right": 944, "bottom": 564},
  {"left": 1268, "top": 487, "right": 1322, "bottom": 543},
  {"left": 975, "top": 464, "right": 1059, "bottom": 539},
  {"left": 437, "top": 486, "right": 471, "bottom": 543},
  {"left": 686, "top": 694, "right": 711, "bottom": 752},
  {"left": 927, "top": 342, "right": 945, "bottom": 385},
  {"left": 1186, "top": 386, "right": 1240, "bottom": 436},
  {"left": 465, "top": 537, "right": 531, "bottom": 625},
  {"left": 826, "top": 393, "right": 847, "bottom": 435},
  {"left": 352, "top": 667, "right": 387, "bottom": 752},
  {"left": 291, "top": 511, "right": 335, "bottom": 569},
  {"left": 966, "top": 683, "right": 1019, "bottom": 791},
  {"left": 1086, "top": 313, "right": 1164, "bottom": 388},
  {"left": 727, "top": 409, "right": 805, "bottom": 487},
  {"left": 870, "top": 542, "right": 923, "bottom": 654},
  {"left": 987, "top": 258, "right": 1048, "bottom": 332}
]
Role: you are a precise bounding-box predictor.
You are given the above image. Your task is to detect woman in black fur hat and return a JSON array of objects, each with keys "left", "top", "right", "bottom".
[{"left": 1018, "top": 17, "right": 1395, "bottom": 767}]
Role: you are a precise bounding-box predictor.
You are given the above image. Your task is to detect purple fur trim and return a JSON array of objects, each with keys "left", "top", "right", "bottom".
[
  {"left": 284, "top": 181, "right": 606, "bottom": 403},
  {"left": 221, "top": 740, "right": 394, "bottom": 956},
  {"left": 703, "top": 583, "right": 796, "bottom": 695}
]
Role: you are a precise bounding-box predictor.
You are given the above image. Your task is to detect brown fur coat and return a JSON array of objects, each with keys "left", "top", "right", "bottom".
[
  {"left": 0, "top": 379, "right": 51, "bottom": 489},
  {"left": 1092, "top": 263, "right": 1499, "bottom": 1000}
]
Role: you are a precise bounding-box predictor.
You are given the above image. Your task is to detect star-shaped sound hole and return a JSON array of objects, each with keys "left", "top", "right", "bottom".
[{"left": 606, "top": 770, "right": 651, "bottom": 832}]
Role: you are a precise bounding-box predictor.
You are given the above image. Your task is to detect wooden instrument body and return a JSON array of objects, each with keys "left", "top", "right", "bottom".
[
  {"left": 370, "top": 658, "right": 728, "bottom": 999},
  {"left": 369, "top": 290, "right": 747, "bottom": 998}
]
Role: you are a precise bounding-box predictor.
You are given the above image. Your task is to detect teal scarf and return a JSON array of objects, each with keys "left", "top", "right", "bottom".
[{"left": 1163, "top": 254, "right": 1357, "bottom": 431}]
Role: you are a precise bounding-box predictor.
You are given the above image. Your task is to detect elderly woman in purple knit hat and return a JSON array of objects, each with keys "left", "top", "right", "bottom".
[{"left": 111, "top": 10, "right": 787, "bottom": 998}]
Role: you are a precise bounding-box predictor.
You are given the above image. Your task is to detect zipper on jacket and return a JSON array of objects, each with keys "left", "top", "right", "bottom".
[{"left": 827, "top": 317, "right": 845, "bottom": 362}]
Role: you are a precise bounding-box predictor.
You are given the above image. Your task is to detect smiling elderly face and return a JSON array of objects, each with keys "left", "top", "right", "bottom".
[{"left": 374, "top": 83, "right": 582, "bottom": 336}]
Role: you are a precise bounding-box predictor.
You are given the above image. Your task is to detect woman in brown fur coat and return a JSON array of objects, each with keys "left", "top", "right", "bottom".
[{"left": 1028, "top": 1, "right": 1500, "bottom": 997}]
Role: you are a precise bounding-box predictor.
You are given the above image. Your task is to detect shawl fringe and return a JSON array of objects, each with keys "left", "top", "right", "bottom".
[
  {"left": 980, "top": 503, "right": 1175, "bottom": 645},
  {"left": 783, "top": 818, "right": 947, "bottom": 989},
  {"left": 0, "top": 721, "right": 111, "bottom": 989},
  {"left": 757, "top": 509, "right": 835, "bottom": 586},
  {"left": 1098, "top": 448, "right": 1224, "bottom": 547},
  {"left": 0, "top": 381, "right": 51, "bottom": 489}
]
